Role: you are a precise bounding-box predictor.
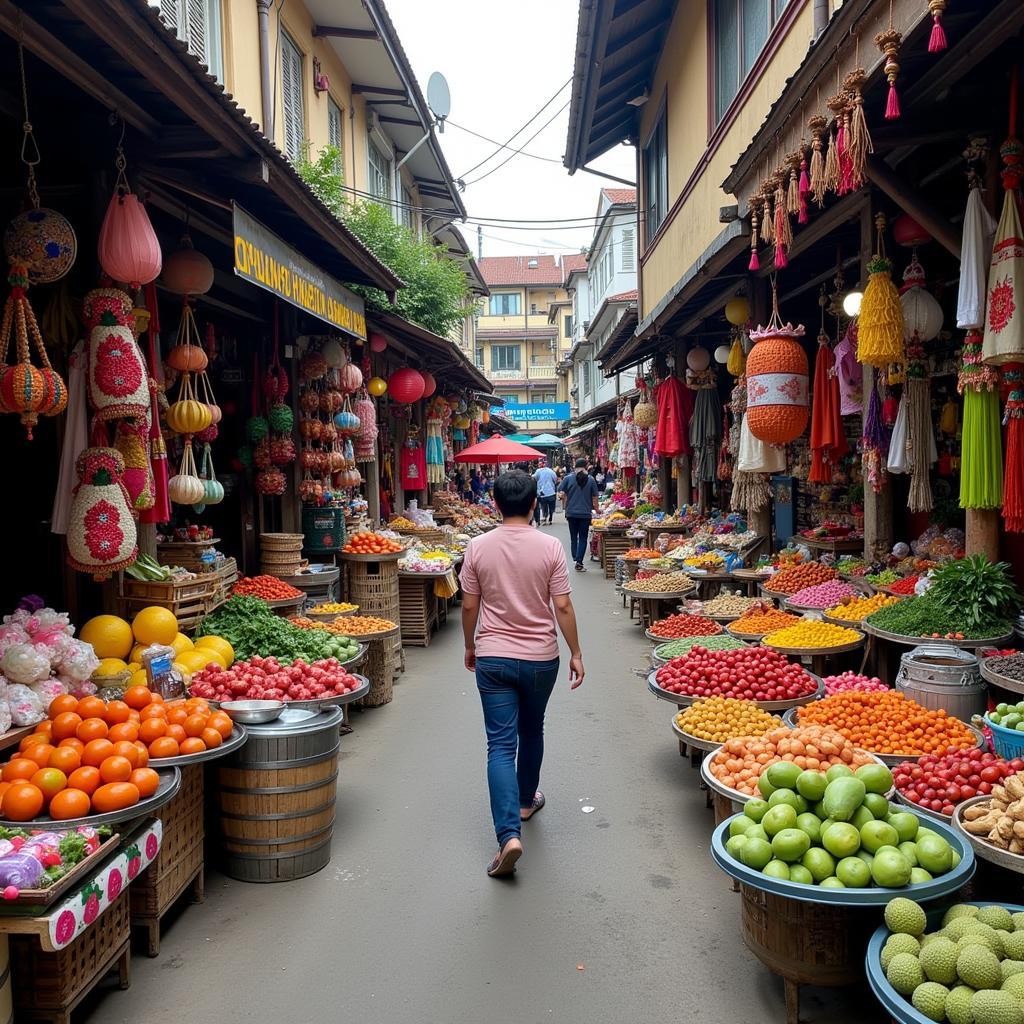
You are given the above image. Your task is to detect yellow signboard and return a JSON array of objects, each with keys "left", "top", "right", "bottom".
[{"left": 232, "top": 203, "right": 367, "bottom": 340}]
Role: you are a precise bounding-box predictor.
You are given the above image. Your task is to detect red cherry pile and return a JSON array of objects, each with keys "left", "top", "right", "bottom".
[
  {"left": 653, "top": 646, "right": 817, "bottom": 702},
  {"left": 189, "top": 657, "right": 362, "bottom": 703},
  {"left": 648, "top": 614, "right": 722, "bottom": 640},
  {"left": 892, "top": 747, "right": 1024, "bottom": 816}
]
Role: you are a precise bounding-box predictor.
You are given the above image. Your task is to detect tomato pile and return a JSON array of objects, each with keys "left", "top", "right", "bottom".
[
  {"left": 232, "top": 575, "right": 303, "bottom": 600},
  {"left": 764, "top": 562, "right": 836, "bottom": 595},
  {"left": 648, "top": 614, "right": 722, "bottom": 639},
  {"left": 188, "top": 657, "right": 362, "bottom": 703},
  {"left": 343, "top": 532, "right": 403, "bottom": 555},
  {"left": 886, "top": 575, "right": 920, "bottom": 595},
  {"left": 654, "top": 646, "right": 817, "bottom": 702},
  {"left": 892, "top": 747, "right": 1024, "bottom": 816}
]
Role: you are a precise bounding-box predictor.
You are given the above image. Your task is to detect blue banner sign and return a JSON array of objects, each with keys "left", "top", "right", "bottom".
[{"left": 493, "top": 402, "right": 571, "bottom": 421}]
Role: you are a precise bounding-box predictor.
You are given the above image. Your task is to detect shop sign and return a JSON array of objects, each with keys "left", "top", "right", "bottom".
[
  {"left": 494, "top": 402, "right": 571, "bottom": 421},
  {"left": 232, "top": 204, "right": 366, "bottom": 340}
]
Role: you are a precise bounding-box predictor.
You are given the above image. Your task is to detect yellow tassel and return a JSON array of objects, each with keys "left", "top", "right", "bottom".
[{"left": 857, "top": 260, "right": 905, "bottom": 368}]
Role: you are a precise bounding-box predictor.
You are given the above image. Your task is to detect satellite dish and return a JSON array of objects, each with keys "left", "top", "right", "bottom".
[{"left": 427, "top": 71, "right": 451, "bottom": 129}]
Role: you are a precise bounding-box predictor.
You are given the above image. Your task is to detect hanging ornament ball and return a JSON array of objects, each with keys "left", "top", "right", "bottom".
[
  {"left": 97, "top": 191, "right": 162, "bottom": 288},
  {"left": 686, "top": 347, "right": 711, "bottom": 372},
  {"left": 745, "top": 323, "right": 809, "bottom": 444},
  {"left": 714, "top": 344, "right": 731, "bottom": 364},
  {"left": 367, "top": 376, "right": 388, "bottom": 397},
  {"left": 321, "top": 338, "right": 345, "bottom": 368},
  {"left": 892, "top": 214, "right": 932, "bottom": 248},
  {"left": 388, "top": 367, "right": 425, "bottom": 404},
  {"left": 161, "top": 234, "right": 214, "bottom": 295},
  {"left": 3, "top": 208, "right": 77, "bottom": 284},
  {"left": 482, "top": 407, "right": 490, "bottom": 424},
  {"left": 369, "top": 332, "right": 388, "bottom": 353},
  {"left": 268, "top": 402, "right": 294, "bottom": 433},
  {"left": 724, "top": 296, "right": 750, "bottom": 327},
  {"left": 899, "top": 256, "right": 943, "bottom": 342},
  {"left": 340, "top": 362, "right": 363, "bottom": 394},
  {"left": 420, "top": 370, "right": 437, "bottom": 398}
]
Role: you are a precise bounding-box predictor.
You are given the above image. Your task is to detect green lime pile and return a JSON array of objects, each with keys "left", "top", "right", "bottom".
[
  {"left": 654, "top": 635, "right": 746, "bottom": 659},
  {"left": 724, "top": 761, "right": 961, "bottom": 889},
  {"left": 881, "top": 898, "right": 1024, "bottom": 1023}
]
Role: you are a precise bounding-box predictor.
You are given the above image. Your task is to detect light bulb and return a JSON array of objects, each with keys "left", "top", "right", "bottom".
[{"left": 842, "top": 290, "right": 864, "bottom": 317}]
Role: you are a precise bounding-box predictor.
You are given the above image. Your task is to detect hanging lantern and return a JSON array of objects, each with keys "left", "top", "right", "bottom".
[
  {"left": 321, "top": 338, "right": 345, "bottom": 368},
  {"left": 339, "top": 362, "right": 363, "bottom": 394},
  {"left": 3, "top": 208, "right": 76, "bottom": 285},
  {"left": 167, "top": 441, "right": 205, "bottom": 505},
  {"left": 633, "top": 394, "right": 658, "bottom": 428},
  {"left": 388, "top": 367, "right": 425, "bottom": 404},
  {"left": 892, "top": 214, "right": 932, "bottom": 249},
  {"left": 369, "top": 332, "right": 387, "bottom": 353},
  {"left": 268, "top": 402, "right": 293, "bottom": 433},
  {"left": 198, "top": 444, "right": 224, "bottom": 505},
  {"left": 724, "top": 296, "right": 750, "bottom": 326},
  {"left": 255, "top": 467, "right": 287, "bottom": 496},
  {"left": 66, "top": 448, "right": 138, "bottom": 580},
  {"left": 367, "top": 376, "right": 387, "bottom": 397},
  {"left": 97, "top": 190, "right": 161, "bottom": 290},
  {"left": 686, "top": 347, "right": 711, "bottom": 373},
  {"left": 301, "top": 351, "right": 328, "bottom": 380},
  {"left": 82, "top": 287, "right": 150, "bottom": 422},
  {"left": 421, "top": 370, "right": 437, "bottom": 398},
  {"left": 899, "top": 255, "right": 943, "bottom": 342},
  {"left": 857, "top": 214, "right": 905, "bottom": 368},
  {"left": 161, "top": 233, "right": 214, "bottom": 295},
  {"left": 165, "top": 372, "right": 213, "bottom": 435}
]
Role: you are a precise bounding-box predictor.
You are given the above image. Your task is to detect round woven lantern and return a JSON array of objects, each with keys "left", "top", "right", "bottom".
[
  {"left": 899, "top": 255, "right": 943, "bottom": 342},
  {"left": 388, "top": 367, "right": 425, "bottom": 404},
  {"left": 340, "top": 362, "right": 363, "bottom": 394},
  {"left": 633, "top": 399, "right": 657, "bottom": 428},
  {"left": 745, "top": 320, "right": 809, "bottom": 443},
  {"left": 162, "top": 234, "right": 214, "bottom": 296},
  {"left": 3, "top": 208, "right": 77, "bottom": 284}
]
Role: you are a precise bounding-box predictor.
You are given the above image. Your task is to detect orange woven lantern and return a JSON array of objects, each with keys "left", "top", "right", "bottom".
[{"left": 745, "top": 298, "right": 809, "bottom": 444}]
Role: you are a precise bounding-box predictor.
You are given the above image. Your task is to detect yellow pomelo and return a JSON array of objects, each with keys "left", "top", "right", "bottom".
[
  {"left": 194, "top": 636, "right": 234, "bottom": 667},
  {"left": 131, "top": 607, "right": 179, "bottom": 646},
  {"left": 79, "top": 615, "right": 133, "bottom": 660},
  {"left": 171, "top": 633, "right": 194, "bottom": 656}
]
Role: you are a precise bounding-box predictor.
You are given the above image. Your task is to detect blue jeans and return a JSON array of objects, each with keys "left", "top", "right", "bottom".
[
  {"left": 566, "top": 516, "right": 590, "bottom": 565},
  {"left": 476, "top": 656, "right": 560, "bottom": 845},
  {"left": 534, "top": 495, "right": 556, "bottom": 524}
]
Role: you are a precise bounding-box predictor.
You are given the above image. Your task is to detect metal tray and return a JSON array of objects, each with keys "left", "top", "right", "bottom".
[
  {"left": 861, "top": 621, "right": 1015, "bottom": 649},
  {"left": 208, "top": 674, "right": 370, "bottom": 712},
  {"left": 243, "top": 705, "right": 344, "bottom": 735},
  {"left": 0, "top": 768, "right": 182, "bottom": 829},
  {"left": 648, "top": 669, "right": 824, "bottom": 710},
  {"left": 673, "top": 719, "right": 740, "bottom": 754},
  {"left": 980, "top": 656, "right": 1024, "bottom": 696},
  {"left": 337, "top": 549, "right": 404, "bottom": 562},
  {"left": 623, "top": 588, "right": 695, "bottom": 600},
  {"left": 953, "top": 795, "right": 1024, "bottom": 875},
  {"left": 761, "top": 632, "right": 866, "bottom": 657},
  {"left": 147, "top": 722, "right": 248, "bottom": 767}
]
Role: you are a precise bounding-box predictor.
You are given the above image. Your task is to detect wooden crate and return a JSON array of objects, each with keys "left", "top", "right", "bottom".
[
  {"left": 601, "top": 532, "right": 632, "bottom": 579},
  {"left": 129, "top": 765, "right": 205, "bottom": 957},
  {"left": 393, "top": 527, "right": 445, "bottom": 545},
  {"left": 398, "top": 576, "right": 438, "bottom": 647},
  {"left": 117, "top": 576, "right": 217, "bottom": 633},
  {"left": 11, "top": 891, "right": 131, "bottom": 1023},
  {"left": 209, "top": 557, "right": 239, "bottom": 607},
  {"left": 156, "top": 539, "right": 222, "bottom": 574}
]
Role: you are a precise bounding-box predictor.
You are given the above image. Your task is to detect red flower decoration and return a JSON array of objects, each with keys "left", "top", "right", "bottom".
[
  {"left": 748, "top": 379, "right": 769, "bottom": 401},
  {"left": 83, "top": 499, "right": 125, "bottom": 559},
  {"left": 989, "top": 277, "right": 1016, "bottom": 335},
  {"left": 778, "top": 376, "right": 804, "bottom": 402},
  {"left": 96, "top": 331, "right": 144, "bottom": 396}
]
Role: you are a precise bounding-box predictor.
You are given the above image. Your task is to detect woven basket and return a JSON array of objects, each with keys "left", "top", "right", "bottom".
[{"left": 259, "top": 533, "right": 304, "bottom": 552}]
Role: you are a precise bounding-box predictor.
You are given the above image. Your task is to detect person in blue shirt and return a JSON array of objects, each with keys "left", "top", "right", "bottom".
[
  {"left": 532, "top": 460, "right": 559, "bottom": 526},
  {"left": 558, "top": 459, "right": 601, "bottom": 571}
]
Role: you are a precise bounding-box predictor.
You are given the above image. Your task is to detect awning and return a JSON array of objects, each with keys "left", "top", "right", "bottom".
[
  {"left": 563, "top": 423, "right": 599, "bottom": 446},
  {"left": 577, "top": 388, "right": 637, "bottom": 426},
  {"left": 505, "top": 433, "right": 564, "bottom": 446}
]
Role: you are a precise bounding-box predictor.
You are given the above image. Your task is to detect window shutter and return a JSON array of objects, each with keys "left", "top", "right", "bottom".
[
  {"left": 183, "top": 0, "right": 208, "bottom": 66},
  {"left": 157, "top": 0, "right": 179, "bottom": 31},
  {"left": 281, "top": 35, "right": 304, "bottom": 160},
  {"left": 621, "top": 228, "right": 635, "bottom": 272}
]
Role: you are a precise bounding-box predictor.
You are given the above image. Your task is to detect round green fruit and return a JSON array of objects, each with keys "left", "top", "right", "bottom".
[
  {"left": 836, "top": 856, "right": 871, "bottom": 888},
  {"left": 822, "top": 822, "right": 861, "bottom": 859},
  {"left": 795, "top": 770, "right": 827, "bottom": 802},
  {"left": 768, "top": 789, "right": 807, "bottom": 813},
  {"left": 826, "top": 763, "right": 855, "bottom": 782},
  {"left": 863, "top": 792, "right": 891, "bottom": 819},
  {"left": 872, "top": 848, "right": 912, "bottom": 888},
  {"left": 898, "top": 841, "right": 919, "bottom": 867},
  {"left": 801, "top": 847, "right": 836, "bottom": 884},
  {"left": 744, "top": 798, "right": 769, "bottom": 823},
  {"left": 796, "top": 813, "right": 822, "bottom": 844},
  {"left": 916, "top": 834, "right": 953, "bottom": 876},
  {"left": 725, "top": 835, "right": 748, "bottom": 860},
  {"left": 887, "top": 812, "right": 920, "bottom": 843},
  {"left": 788, "top": 864, "right": 813, "bottom": 885},
  {"left": 860, "top": 820, "right": 899, "bottom": 854},
  {"left": 739, "top": 837, "right": 773, "bottom": 871},
  {"left": 910, "top": 867, "right": 934, "bottom": 884},
  {"left": 762, "top": 804, "right": 798, "bottom": 837},
  {"left": 765, "top": 761, "right": 803, "bottom": 791},
  {"left": 762, "top": 859, "right": 790, "bottom": 880},
  {"left": 729, "top": 816, "right": 755, "bottom": 838},
  {"left": 912, "top": 981, "right": 950, "bottom": 1022},
  {"left": 885, "top": 897, "right": 927, "bottom": 937},
  {"left": 819, "top": 876, "right": 846, "bottom": 889},
  {"left": 855, "top": 762, "right": 894, "bottom": 795},
  {"left": 771, "top": 828, "right": 811, "bottom": 863},
  {"left": 886, "top": 952, "right": 924, "bottom": 996},
  {"left": 757, "top": 773, "right": 776, "bottom": 799}
]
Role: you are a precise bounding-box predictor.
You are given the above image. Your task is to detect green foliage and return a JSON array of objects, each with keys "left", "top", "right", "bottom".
[
  {"left": 927, "top": 554, "right": 1021, "bottom": 634},
  {"left": 295, "top": 143, "right": 473, "bottom": 339}
]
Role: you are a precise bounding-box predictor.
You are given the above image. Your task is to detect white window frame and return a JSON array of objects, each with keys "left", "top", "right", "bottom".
[
  {"left": 280, "top": 30, "right": 305, "bottom": 162},
  {"left": 491, "top": 344, "right": 521, "bottom": 372},
  {"left": 401, "top": 185, "right": 416, "bottom": 235},
  {"left": 620, "top": 228, "right": 635, "bottom": 272},
  {"left": 155, "top": 0, "right": 223, "bottom": 82},
  {"left": 327, "top": 96, "right": 344, "bottom": 180},
  {"left": 488, "top": 292, "right": 521, "bottom": 317},
  {"left": 643, "top": 103, "right": 668, "bottom": 246}
]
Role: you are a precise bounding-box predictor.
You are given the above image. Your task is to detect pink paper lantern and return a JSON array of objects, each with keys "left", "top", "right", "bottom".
[
  {"left": 369, "top": 332, "right": 387, "bottom": 353},
  {"left": 97, "top": 190, "right": 162, "bottom": 289},
  {"left": 388, "top": 367, "right": 425, "bottom": 404},
  {"left": 420, "top": 371, "right": 436, "bottom": 398}
]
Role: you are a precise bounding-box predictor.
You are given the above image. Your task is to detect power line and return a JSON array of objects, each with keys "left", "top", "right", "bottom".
[
  {"left": 446, "top": 119, "right": 564, "bottom": 165},
  {"left": 463, "top": 100, "right": 571, "bottom": 188}
]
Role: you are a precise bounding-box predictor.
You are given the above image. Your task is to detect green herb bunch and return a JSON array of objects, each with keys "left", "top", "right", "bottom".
[{"left": 926, "top": 555, "right": 1021, "bottom": 635}]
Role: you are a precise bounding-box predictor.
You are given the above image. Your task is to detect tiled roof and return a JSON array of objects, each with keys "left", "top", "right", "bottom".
[
  {"left": 478, "top": 255, "right": 565, "bottom": 286},
  {"left": 607, "top": 289, "right": 638, "bottom": 303},
  {"left": 601, "top": 188, "right": 637, "bottom": 205},
  {"left": 560, "top": 252, "right": 588, "bottom": 286}
]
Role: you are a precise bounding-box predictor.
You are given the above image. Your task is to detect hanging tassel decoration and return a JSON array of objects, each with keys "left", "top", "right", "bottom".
[
  {"left": 927, "top": 0, "right": 948, "bottom": 53},
  {"left": 760, "top": 179, "right": 774, "bottom": 245},
  {"left": 844, "top": 68, "right": 873, "bottom": 191},
  {"left": 825, "top": 93, "right": 846, "bottom": 195},
  {"left": 748, "top": 195, "right": 761, "bottom": 271},
  {"left": 858, "top": 214, "right": 905, "bottom": 368},
  {"left": 876, "top": 25, "right": 903, "bottom": 122},
  {"left": 773, "top": 170, "right": 791, "bottom": 269},
  {"left": 808, "top": 115, "right": 827, "bottom": 208},
  {"left": 786, "top": 152, "right": 801, "bottom": 217},
  {"left": 1003, "top": 364, "right": 1024, "bottom": 531},
  {"left": 797, "top": 146, "right": 811, "bottom": 224}
]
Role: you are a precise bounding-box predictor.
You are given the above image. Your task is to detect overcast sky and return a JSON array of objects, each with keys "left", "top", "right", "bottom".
[{"left": 386, "top": 0, "right": 637, "bottom": 259}]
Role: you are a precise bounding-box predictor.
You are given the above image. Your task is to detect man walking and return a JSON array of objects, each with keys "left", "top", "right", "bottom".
[
  {"left": 558, "top": 458, "right": 601, "bottom": 571},
  {"left": 461, "top": 470, "right": 585, "bottom": 877},
  {"left": 532, "top": 459, "right": 558, "bottom": 526}
]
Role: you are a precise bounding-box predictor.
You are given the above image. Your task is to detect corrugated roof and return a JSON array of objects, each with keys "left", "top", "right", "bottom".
[{"left": 478, "top": 255, "right": 565, "bottom": 286}]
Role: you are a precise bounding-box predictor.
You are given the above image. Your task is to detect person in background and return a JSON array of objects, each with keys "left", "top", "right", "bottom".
[
  {"left": 461, "top": 469, "right": 585, "bottom": 877},
  {"left": 558, "top": 458, "right": 600, "bottom": 571},
  {"left": 532, "top": 459, "right": 559, "bottom": 526},
  {"left": 470, "top": 469, "right": 485, "bottom": 503},
  {"left": 592, "top": 462, "right": 607, "bottom": 490}
]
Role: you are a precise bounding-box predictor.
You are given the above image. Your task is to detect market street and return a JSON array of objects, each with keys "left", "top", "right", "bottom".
[{"left": 108, "top": 522, "right": 875, "bottom": 1024}]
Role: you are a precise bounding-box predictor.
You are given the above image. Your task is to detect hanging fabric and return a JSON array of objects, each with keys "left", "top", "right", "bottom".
[
  {"left": 861, "top": 373, "right": 890, "bottom": 493},
  {"left": 958, "top": 330, "right": 1003, "bottom": 509},
  {"left": 886, "top": 394, "right": 910, "bottom": 475},
  {"left": 833, "top": 320, "right": 864, "bottom": 415},
  {"left": 654, "top": 373, "right": 693, "bottom": 457},
  {"left": 51, "top": 341, "right": 89, "bottom": 535},
  {"left": 957, "top": 186, "right": 997, "bottom": 330},
  {"left": 808, "top": 320, "right": 849, "bottom": 483},
  {"left": 688, "top": 370, "right": 721, "bottom": 483},
  {"left": 1003, "top": 366, "right": 1024, "bottom": 532}
]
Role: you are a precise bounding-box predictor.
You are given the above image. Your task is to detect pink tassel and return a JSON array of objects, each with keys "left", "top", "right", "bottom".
[
  {"left": 774, "top": 243, "right": 788, "bottom": 269},
  {"left": 798, "top": 160, "right": 810, "bottom": 224},
  {"left": 928, "top": 16, "right": 947, "bottom": 52},
  {"left": 885, "top": 83, "right": 901, "bottom": 121},
  {"left": 748, "top": 248, "right": 760, "bottom": 271},
  {"left": 836, "top": 119, "right": 850, "bottom": 195},
  {"left": 798, "top": 193, "right": 809, "bottom": 225}
]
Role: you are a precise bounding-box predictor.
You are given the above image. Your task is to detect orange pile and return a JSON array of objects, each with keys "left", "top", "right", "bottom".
[
  {"left": 764, "top": 562, "right": 836, "bottom": 595},
  {"left": 293, "top": 615, "right": 396, "bottom": 636},
  {"left": 794, "top": 690, "right": 976, "bottom": 756},
  {"left": 731, "top": 608, "right": 800, "bottom": 634},
  {"left": 707, "top": 724, "right": 875, "bottom": 796},
  {"left": 342, "top": 532, "right": 403, "bottom": 555},
  {"left": 622, "top": 548, "right": 661, "bottom": 560},
  {"left": 117, "top": 686, "right": 233, "bottom": 760}
]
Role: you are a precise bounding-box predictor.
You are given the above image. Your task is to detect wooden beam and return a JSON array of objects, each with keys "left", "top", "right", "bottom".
[
  {"left": 756, "top": 192, "right": 867, "bottom": 276},
  {"left": 0, "top": 0, "right": 160, "bottom": 139},
  {"left": 866, "top": 155, "right": 961, "bottom": 259},
  {"left": 351, "top": 84, "right": 405, "bottom": 96},
  {"left": 312, "top": 26, "right": 378, "bottom": 40},
  {"left": 377, "top": 116, "right": 421, "bottom": 128}
]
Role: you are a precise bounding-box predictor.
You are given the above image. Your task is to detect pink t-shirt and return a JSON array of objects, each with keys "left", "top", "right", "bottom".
[{"left": 460, "top": 526, "right": 571, "bottom": 660}]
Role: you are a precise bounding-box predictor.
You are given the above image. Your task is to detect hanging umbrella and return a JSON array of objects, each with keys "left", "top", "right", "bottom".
[
  {"left": 454, "top": 435, "right": 545, "bottom": 463},
  {"left": 808, "top": 333, "right": 848, "bottom": 483}
]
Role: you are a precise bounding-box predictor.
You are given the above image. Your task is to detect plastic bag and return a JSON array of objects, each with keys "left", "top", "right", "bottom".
[
  {"left": 29, "top": 678, "right": 67, "bottom": 708},
  {"left": 0, "top": 623, "right": 29, "bottom": 657},
  {"left": 7, "top": 684, "right": 44, "bottom": 726},
  {"left": 68, "top": 679, "right": 97, "bottom": 700},
  {"left": 0, "top": 643, "right": 52, "bottom": 685},
  {"left": 57, "top": 639, "right": 100, "bottom": 682}
]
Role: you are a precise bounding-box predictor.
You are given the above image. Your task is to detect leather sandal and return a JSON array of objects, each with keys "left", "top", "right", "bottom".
[
  {"left": 520, "top": 791, "right": 545, "bottom": 821},
  {"left": 487, "top": 837, "right": 523, "bottom": 877}
]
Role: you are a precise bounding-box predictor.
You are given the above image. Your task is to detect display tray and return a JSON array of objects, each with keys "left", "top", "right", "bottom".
[
  {"left": 337, "top": 549, "right": 404, "bottom": 562},
  {"left": 341, "top": 624, "right": 400, "bottom": 642},
  {"left": 725, "top": 624, "right": 774, "bottom": 641},
  {"left": 623, "top": 588, "right": 695, "bottom": 600},
  {"left": 761, "top": 632, "right": 866, "bottom": 658},
  {"left": 980, "top": 657, "right": 1024, "bottom": 696},
  {"left": 648, "top": 670, "right": 824, "bottom": 711},
  {"left": 265, "top": 594, "right": 305, "bottom": 609},
  {"left": 307, "top": 608, "right": 358, "bottom": 622},
  {"left": 671, "top": 719, "right": 727, "bottom": 753},
  {"left": 704, "top": 611, "right": 746, "bottom": 624},
  {"left": 398, "top": 569, "right": 453, "bottom": 578},
  {"left": 710, "top": 811, "right": 975, "bottom": 906},
  {"left": 146, "top": 722, "right": 248, "bottom": 767},
  {"left": 730, "top": 568, "right": 773, "bottom": 580},
  {"left": 953, "top": 795, "right": 1024, "bottom": 874},
  {"left": 891, "top": 789, "right": 955, "bottom": 822},
  {"left": 645, "top": 627, "right": 724, "bottom": 642},
  {"left": 821, "top": 611, "right": 874, "bottom": 627},
  {"left": 209, "top": 674, "right": 370, "bottom": 712},
  {"left": 866, "top": 902, "right": 1024, "bottom": 1024},
  {"left": 759, "top": 585, "right": 792, "bottom": 601},
  {"left": 861, "top": 621, "right": 1015, "bottom": 649},
  {"left": 0, "top": 768, "right": 181, "bottom": 829},
  {"left": 5, "top": 833, "right": 121, "bottom": 908}
]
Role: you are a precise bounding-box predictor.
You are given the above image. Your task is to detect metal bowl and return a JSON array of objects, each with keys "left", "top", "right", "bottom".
[{"left": 220, "top": 699, "right": 285, "bottom": 724}]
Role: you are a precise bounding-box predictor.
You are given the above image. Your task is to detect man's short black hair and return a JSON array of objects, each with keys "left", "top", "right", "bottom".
[{"left": 494, "top": 469, "right": 536, "bottom": 518}]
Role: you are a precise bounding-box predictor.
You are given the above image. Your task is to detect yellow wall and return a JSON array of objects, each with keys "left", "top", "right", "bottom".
[{"left": 638, "top": 0, "right": 815, "bottom": 319}]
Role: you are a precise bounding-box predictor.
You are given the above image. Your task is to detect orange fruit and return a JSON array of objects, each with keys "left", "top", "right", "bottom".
[
  {"left": 91, "top": 782, "right": 140, "bottom": 814},
  {"left": 35, "top": 721, "right": 52, "bottom": 738},
  {"left": 166, "top": 707, "right": 188, "bottom": 727},
  {"left": 133, "top": 742, "right": 149, "bottom": 768},
  {"left": 139, "top": 704, "right": 167, "bottom": 721},
  {"left": 128, "top": 710, "right": 141, "bottom": 723},
  {"left": 67, "top": 766, "right": 101, "bottom": 795},
  {"left": 58, "top": 737, "right": 85, "bottom": 754},
  {"left": 76, "top": 718, "right": 108, "bottom": 743},
  {"left": 108, "top": 722, "right": 139, "bottom": 743},
  {"left": 183, "top": 714, "right": 208, "bottom": 738},
  {"left": 0, "top": 782, "right": 11, "bottom": 804},
  {"left": 149, "top": 692, "right": 164, "bottom": 704},
  {"left": 185, "top": 697, "right": 210, "bottom": 713},
  {"left": 50, "top": 712, "right": 82, "bottom": 741},
  {"left": 48, "top": 694, "right": 79, "bottom": 717},
  {"left": 128, "top": 768, "right": 160, "bottom": 798},
  {"left": 179, "top": 737, "right": 205, "bottom": 755},
  {"left": 30, "top": 767, "right": 67, "bottom": 802},
  {"left": 48, "top": 747, "right": 81, "bottom": 774},
  {"left": 166, "top": 724, "right": 187, "bottom": 745},
  {"left": 49, "top": 788, "right": 91, "bottom": 820},
  {"left": 77, "top": 696, "right": 106, "bottom": 720},
  {"left": 200, "top": 727, "right": 222, "bottom": 749},
  {"left": 111, "top": 741, "right": 141, "bottom": 768},
  {"left": 124, "top": 685, "right": 152, "bottom": 710},
  {"left": 3, "top": 758, "right": 39, "bottom": 782},
  {"left": 2, "top": 782, "right": 43, "bottom": 821},
  {"left": 99, "top": 755, "right": 133, "bottom": 783},
  {"left": 82, "top": 739, "right": 115, "bottom": 768},
  {"left": 18, "top": 733, "right": 48, "bottom": 752},
  {"left": 138, "top": 718, "right": 167, "bottom": 744},
  {"left": 103, "top": 700, "right": 131, "bottom": 725},
  {"left": 22, "top": 744, "right": 55, "bottom": 769},
  {"left": 148, "top": 736, "right": 179, "bottom": 759},
  {"left": 208, "top": 713, "right": 233, "bottom": 740}
]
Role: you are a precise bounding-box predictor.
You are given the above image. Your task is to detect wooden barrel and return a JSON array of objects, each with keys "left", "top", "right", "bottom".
[{"left": 215, "top": 707, "right": 343, "bottom": 883}]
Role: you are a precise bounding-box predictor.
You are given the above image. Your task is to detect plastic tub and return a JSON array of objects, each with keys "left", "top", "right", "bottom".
[
  {"left": 865, "top": 902, "right": 1024, "bottom": 1024},
  {"left": 985, "top": 715, "right": 1024, "bottom": 759}
]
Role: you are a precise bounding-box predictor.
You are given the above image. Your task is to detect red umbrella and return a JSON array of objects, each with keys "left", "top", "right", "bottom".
[
  {"left": 454, "top": 435, "right": 545, "bottom": 463},
  {"left": 808, "top": 333, "right": 848, "bottom": 483}
]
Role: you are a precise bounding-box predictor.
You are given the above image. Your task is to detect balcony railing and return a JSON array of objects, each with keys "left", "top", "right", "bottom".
[{"left": 527, "top": 364, "right": 557, "bottom": 380}]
